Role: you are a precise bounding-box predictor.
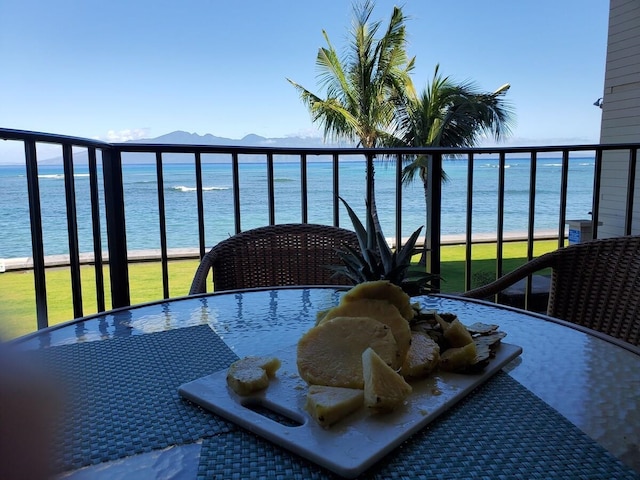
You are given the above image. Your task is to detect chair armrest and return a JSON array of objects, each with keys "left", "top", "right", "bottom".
[
  {"left": 189, "top": 250, "right": 216, "bottom": 295},
  {"left": 462, "top": 253, "right": 555, "bottom": 299}
]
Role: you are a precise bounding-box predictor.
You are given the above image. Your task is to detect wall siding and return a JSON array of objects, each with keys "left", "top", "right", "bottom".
[{"left": 599, "top": 0, "right": 640, "bottom": 238}]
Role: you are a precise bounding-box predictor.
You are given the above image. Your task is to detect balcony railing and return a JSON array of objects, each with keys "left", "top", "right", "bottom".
[{"left": 1, "top": 127, "right": 639, "bottom": 332}]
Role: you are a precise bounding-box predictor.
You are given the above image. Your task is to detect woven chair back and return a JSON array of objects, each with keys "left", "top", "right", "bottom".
[
  {"left": 547, "top": 235, "right": 640, "bottom": 346},
  {"left": 463, "top": 235, "right": 640, "bottom": 348},
  {"left": 189, "top": 223, "right": 359, "bottom": 294}
]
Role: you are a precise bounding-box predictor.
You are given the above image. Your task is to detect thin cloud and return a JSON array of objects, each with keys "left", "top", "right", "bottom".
[{"left": 98, "top": 129, "right": 150, "bottom": 143}]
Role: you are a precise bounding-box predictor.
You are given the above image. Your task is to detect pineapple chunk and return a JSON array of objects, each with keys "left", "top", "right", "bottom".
[
  {"left": 318, "top": 299, "right": 411, "bottom": 369},
  {"left": 226, "top": 356, "right": 281, "bottom": 396},
  {"left": 437, "top": 316, "right": 474, "bottom": 347},
  {"left": 305, "top": 385, "right": 364, "bottom": 427},
  {"left": 341, "top": 280, "right": 415, "bottom": 321},
  {"left": 362, "top": 347, "right": 412, "bottom": 413},
  {"left": 439, "top": 342, "right": 478, "bottom": 372},
  {"left": 297, "top": 316, "right": 398, "bottom": 389},
  {"left": 401, "top": 331, "right": 440, "bottom": 378}
]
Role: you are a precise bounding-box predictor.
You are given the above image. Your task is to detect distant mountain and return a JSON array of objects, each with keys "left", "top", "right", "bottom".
[
  {"left": 130, "top": 130, "right": 350, "bottom": 148},
  {"left": 40, "top": 130, "right": 353, "bottom": 164}
]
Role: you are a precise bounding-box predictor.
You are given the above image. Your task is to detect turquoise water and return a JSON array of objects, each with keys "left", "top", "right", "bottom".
[{"left": 0, "top": 157, "right": 595, "bottom": 258}]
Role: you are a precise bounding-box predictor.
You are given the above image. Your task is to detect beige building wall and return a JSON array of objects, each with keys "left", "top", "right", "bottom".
[{"left": 598, "top": 0, "right": 640, "bottom": 237}]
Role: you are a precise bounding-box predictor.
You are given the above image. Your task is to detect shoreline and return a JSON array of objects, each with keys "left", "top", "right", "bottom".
[{"left": 0, "top": 229, "right": 565, "bottom": 273}]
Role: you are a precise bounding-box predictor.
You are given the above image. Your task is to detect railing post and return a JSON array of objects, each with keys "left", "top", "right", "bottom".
[
  {"left": 332, "top": 153, "right": 340, "bottom": 226},
  {"left": 591, "top": 148, "right": 603, "bottom": 239},
  {"left": 365, "top": 152, "right": 375, "bottom": 214},
  {"left": 426, "top": 153, "right": 442, "bottom": 291},
  {"left": 625, "top": 148, "right": 637, "bottom": 236},
  {"left": 464, "top": 153, "right": 475, "bottom": 292},
  {"left": 300, "top": 153, "right": 309, "bottom": 224},
  {"left": 88, "top": 147, "right": 106, "bottom": 312},
  {"left": 102, "top": 148, "right": 130, "bottom": 308},
  {"left": 24, "top": 140, "right": 49, "bottom": 329},
  {"left": 62, "top": 143, "right": 83, "bottom": 318}
]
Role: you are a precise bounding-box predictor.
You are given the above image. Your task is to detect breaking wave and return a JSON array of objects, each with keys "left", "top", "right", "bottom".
[{"left": 172, "top": 185, "right": 230, "bottom": 192}]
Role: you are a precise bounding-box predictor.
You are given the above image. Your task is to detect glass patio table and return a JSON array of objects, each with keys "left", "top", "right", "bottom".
[{"left": 10, "top": 287, "right": 640, "bottom": 479}]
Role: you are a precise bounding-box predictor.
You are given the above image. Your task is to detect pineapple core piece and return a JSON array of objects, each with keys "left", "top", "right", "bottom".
[
  {"left": 318, "top": 299, "right": 411, "bottom": 369},
  {"left": 305, "top": 385, "right": 364, "bottom": 427},
  {"left": 439, "top": 342, "right": 478, "bottom": 372},
  {"left": 297, "top": 316, "right": 398, "bottom": 389},
  {"left": 401, "top": 331, "right": 441, "bottom": 378},
  {"left": 226, "top": 356, "right": 281, "bottom": 396},
  {"left": 341, "top": 280, "right": 415, "bottom": 321},
  {"left": 437, "top": 316, "right": 474, "bottom": 347},
  {"left": 362, "top": 347, "right": 412, "bottom": 413}
]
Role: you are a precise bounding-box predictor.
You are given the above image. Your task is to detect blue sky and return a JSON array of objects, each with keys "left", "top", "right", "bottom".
[{"left": 1, "top": 0, "right": 609, "bottom": 155}]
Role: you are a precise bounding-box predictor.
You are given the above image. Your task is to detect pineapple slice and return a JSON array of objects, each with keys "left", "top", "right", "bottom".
[
  {"left": 401, "top": 331, "right": 440, "bottom": 378},
  {"left": 341, "top": 280, "right": 415, "bottom": 321},
  {"left": 439, "top": 342, "right": 478, "bottom": 372},
  {"left": 297, "top": 316, "right": 398, "bottom": 389},
  {"left": 318, "top": 299, "right": 411, "bottom": 369},
  {"left": 305, "top": 385, "right": 364, "bottom": 427},
  {"left": 226, "top": 356, "right": 281, "bottom": 396},
  {"left": 437, "top": 315, "right": 474, "bottom": 347},
  {"left": 362, "top": 347, "right": 412, "bottom": 413}
]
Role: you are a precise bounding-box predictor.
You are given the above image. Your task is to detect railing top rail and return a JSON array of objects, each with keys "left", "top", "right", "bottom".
[
  {"left": 110, "top": 142, "right": 639, "bottom": 156},
  {"left": 0, "top": 127, "right": 111, "bottom": 149},
  {"left": 2, "top": 127, "right": 639, "bottom": 157}
]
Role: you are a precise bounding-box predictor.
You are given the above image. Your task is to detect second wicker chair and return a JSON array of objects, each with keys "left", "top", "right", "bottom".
[
  {"left": 189, "top": 223, "right": 360, "bottom": 294},
  {"left": 462, "top": 235, "right": 640, "bottom": 348}
]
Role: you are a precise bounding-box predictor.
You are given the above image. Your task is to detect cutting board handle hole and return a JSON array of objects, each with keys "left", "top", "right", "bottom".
[{"left": 242, "top": 399, "right": 304, "bottom": 427}]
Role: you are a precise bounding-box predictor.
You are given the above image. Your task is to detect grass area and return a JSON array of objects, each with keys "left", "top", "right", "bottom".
[
  {"left": 0, "top": 261, "right": 199, "bottom": 340},
  {"left": 0, "top": 239, "right": 561, "bottom": 340},
  {"left": 437, "top": 239, "right": 560, "bottom": 293}
]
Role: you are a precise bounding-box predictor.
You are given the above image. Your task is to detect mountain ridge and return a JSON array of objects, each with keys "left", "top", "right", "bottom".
[
  {"left": 128, "top": 130, "right": 349, "bottom": 148},
  {"left": 39, "top": 130, "right": 355, "bottom": 164}
]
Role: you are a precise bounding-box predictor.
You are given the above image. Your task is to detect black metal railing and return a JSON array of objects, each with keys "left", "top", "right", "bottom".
[{"left": 1, "top": 127, "right": 639, "bottom": 332}]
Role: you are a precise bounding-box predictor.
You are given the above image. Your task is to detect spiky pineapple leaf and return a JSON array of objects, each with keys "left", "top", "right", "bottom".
[
  {"left": 326, "top": 264, "right": 359, "bottom": 284},
  {"left": 328, "top": 197, "right": 438, "bottom": 292},
  {"left": 333, "top": 254, "right": 366, "bottom": 282},
  {"left": 338, "top": 196, "right": 375, "bottom": 268},
  {"left": 396, "top": 226, "right": 423, "bottom": 268},
  {"left": 375, "top": 230, "right": 394, "bottom": 274},
  {"left": 337, "top": 245, "right": 372, "bottom": 278}
]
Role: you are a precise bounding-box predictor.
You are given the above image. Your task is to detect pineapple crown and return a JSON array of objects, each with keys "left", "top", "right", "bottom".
[{"left": 329, "top": 197, "right": 439, "bottom": 293}]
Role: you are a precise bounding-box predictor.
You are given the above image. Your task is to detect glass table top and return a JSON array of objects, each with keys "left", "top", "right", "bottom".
[{"left": 12, "top": 287, "right": 640, "bottom": 477}]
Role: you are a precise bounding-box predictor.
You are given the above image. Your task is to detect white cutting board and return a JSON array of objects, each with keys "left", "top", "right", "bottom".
[{"left": 179, "top": 343, "right": 522, "bottom": 478}]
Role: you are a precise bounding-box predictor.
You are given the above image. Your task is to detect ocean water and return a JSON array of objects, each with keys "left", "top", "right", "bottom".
[{"left": 0, "top": 157, "right": 595, "bottom": 259}]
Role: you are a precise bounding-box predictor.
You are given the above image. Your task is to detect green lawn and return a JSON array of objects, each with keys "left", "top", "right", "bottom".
[{"left": 0, "top": 239, "right": 561, "bottom": 340}]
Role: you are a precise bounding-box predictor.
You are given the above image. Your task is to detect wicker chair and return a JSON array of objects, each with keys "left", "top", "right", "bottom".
[
  {"left": 462, "top": 235, "right": 640, "bottom": 348},
  {"left": 189, "top": 223, "right": 360, "bottom": 294}
]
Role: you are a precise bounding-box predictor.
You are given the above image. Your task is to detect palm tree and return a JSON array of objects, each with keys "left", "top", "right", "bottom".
[
  {"left": 287, "top": 0, "right": 415, "bottom": 234},
  {"left": 394, "top": 64, "right": 515, "bottom": 265}
]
